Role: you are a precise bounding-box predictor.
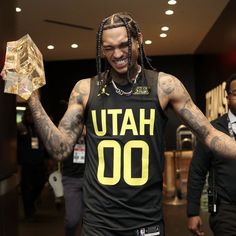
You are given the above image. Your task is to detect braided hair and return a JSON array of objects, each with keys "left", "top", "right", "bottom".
[{"left": 96, "top": 12, "right": 155, "bottom": 95}]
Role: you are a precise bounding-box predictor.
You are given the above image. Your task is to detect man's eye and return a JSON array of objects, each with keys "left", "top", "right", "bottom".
[
  {"left": 119, "top": 43, "right": 129, "bottom": 49},
  {"left": 103, "top": 47, "right": 113, "bottom": 52}
]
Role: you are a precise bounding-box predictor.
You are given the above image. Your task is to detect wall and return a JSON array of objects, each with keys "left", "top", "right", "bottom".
[
  {"left": 0, "top": 1, "right": 18, "bottom": 235},
  {"left": 194, "top": 0, "right": 236, "bottom": 112}
]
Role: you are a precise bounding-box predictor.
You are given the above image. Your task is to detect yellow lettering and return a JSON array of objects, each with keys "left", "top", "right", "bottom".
[
  {"left": 97, "top": 140, "right": 121, "bottom": 185},
  {"left": 120, "top": 109, "right": 138, "bottom": 135},
  {"left": 205, "top": 81, "right": 228, "bottom": 121},
  {"left": 123, "top": 140, "right": 149, "bottom": 186},
  {"left": 92, "top": 110, "right": 106, "bottom": 136},
  {"left": 92, "top": 108, "right": 156, "bottom": 136},
  {"left": 107, "top": 109, "right": 122, "bottom": 135},
  {"left": 140, "top": 109, "right": 155, "bottom": 135}
]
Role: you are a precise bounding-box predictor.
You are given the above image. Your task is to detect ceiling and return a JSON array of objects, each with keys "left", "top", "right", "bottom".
[{"left": 15, "top": 0, "right": 230, "bottom": 61}]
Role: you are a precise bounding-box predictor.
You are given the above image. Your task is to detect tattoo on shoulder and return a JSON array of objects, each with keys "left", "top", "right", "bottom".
[
  {"left": 158, "top": 74, "right": 175, "bottom": 95},
  {"left": 69, "top": 79, "right": 90, "bottom": 105}
]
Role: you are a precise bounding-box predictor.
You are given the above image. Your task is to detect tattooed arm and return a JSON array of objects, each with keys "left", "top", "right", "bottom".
[
  {"left": 28, "top": 79, "right": 90, "bottom": 161},
  {"left": 158, "top": 72, "right": 236, "bottom": 159}
]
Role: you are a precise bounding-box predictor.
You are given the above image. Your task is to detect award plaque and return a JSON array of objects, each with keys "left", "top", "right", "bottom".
[{"left": 1, "top": 34, "right": 46, "bottom": 100}]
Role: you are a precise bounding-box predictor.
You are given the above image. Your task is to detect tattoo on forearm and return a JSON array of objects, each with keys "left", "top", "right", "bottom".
[
  {"left": 28, "top": 80, "right": 88, "bottom": 161},
  {"left": 179, "top": 100, "right": 210, "bottom": 139},
  {"left": 30, "top": 102, "right": 72, "bottom": 160},
  {"left": 59, "top": 112, "right": 83, "bottom": 131},
  {"left": 54, "top": 142, "right": 71, "bottom": 160},
  {"left": 210, "top": 136, "right": 226, "bottom": 154}
]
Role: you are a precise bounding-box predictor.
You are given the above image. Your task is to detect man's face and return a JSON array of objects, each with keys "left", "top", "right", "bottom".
[
  {"left": 227, "top": 80, "right": 236, "bottom": 115},
  {"left": 102, "top": 26, "right": 139, "bottom": 74}
]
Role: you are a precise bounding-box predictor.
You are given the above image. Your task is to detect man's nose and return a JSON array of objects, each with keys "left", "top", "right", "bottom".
[{"left": 113, "top": 48, "right": 123, "bottom": 58}]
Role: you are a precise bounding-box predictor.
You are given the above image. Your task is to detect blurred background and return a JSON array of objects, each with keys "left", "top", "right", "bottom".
[{"left": 1, "top": 0, "right": 236, "bottom": 235}]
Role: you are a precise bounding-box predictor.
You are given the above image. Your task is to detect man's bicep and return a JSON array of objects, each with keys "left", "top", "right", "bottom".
[
  {"left": 158, "top": 73, "right": 194, "bottom": 112},
  {"left": 68, "top": 79, "right": 90, "bottom": 106},
  {"left": 58, "top": 103, "right": 84, "bottom": 143},
  {"left": 58, "top": 78, "right": 89, "bottom": 141}
]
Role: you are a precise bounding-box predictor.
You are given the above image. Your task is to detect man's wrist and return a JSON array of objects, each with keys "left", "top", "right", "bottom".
[
  {"left": 28, "top": 90, "right": 40, "bottom": 105},
  {"left": 187, "top": 204, "right": 200, "bottom": 217}
]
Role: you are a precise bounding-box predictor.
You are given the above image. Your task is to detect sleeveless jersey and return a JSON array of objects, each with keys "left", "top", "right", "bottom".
[{"left": 84, "top": 69, "right": 168, "bottom": 230}]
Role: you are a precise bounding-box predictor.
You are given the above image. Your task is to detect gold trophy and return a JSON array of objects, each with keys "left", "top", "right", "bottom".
[{"left": 1, "top": 34, "right": 46, "bottom": 100}]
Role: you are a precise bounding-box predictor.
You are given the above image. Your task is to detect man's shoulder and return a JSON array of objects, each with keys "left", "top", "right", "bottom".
[
  {"left": 73, "top": 78, "right": 91, "bottom": 92},
  {"left": 157, "top": 71, "right": 177, "bottom": 82},
  {"left": 78, "top": 72, "right": 107, "bottom": 85},
  {"left": 144, "top": 70, "right": 176, "bottom": 85},
  {"left": 78, "top": 78, "right": 92, "bottom": 84}
]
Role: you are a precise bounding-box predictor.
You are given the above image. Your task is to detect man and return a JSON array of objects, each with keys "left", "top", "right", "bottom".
[
  {"left": 27, "top": 12, "right": 236, "bottom": 235},
  {"left": 17, "top": 108, "right": 48, "bottom": 220},
  {"left": 62, "top": 129, "right": 85, "bottom": 236},
  {"left": 187, "top": 74, "right": 236, "bottom": 236}
]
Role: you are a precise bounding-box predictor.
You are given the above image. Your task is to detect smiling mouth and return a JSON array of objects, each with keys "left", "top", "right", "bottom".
[{"left": 113, "top": 58, "right": 128, "bottom": 66}]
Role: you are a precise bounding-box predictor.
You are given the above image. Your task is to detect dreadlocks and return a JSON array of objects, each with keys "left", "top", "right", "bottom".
[{"left": 96, "top": 12, "right": 155, "bottom": 95}]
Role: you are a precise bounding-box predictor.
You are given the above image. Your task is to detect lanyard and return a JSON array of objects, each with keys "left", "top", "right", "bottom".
[{"left": 227, "top": 116, "right": 235, "bottom": 140}]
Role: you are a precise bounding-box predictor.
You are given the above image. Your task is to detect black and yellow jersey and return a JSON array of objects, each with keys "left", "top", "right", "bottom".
[{"left": 84, "top": 69, "right": 167, "bottom": 230}]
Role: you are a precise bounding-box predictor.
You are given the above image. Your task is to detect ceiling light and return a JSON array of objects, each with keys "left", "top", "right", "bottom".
[
  {"left": 160, "top": 33, "right": 167, "bottom": 38},
  {"left": 71, "top": 44, "right": 78, "bottom": 48},
  {"left": 47, "top": 45, "right": 55, "bottom": 50},
  {"left": 165, "top": 10, "right": 174, "bottom": 15},
  {"left": 16, "top": 7, "right": 22, "bottom": 12},
  {"left": 161, "top": 26, "right": 169, "bottom": 31},
  {"left": 168, "top": 0, "right": 177, "bottom": 5},
  {"left": 145, "top": 40, "right": 152, "bottom": 45}
]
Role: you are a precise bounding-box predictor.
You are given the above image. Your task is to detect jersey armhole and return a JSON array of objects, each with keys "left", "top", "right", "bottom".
[{"left": 84, "top": 76, "right": 97, "bottom": 118}]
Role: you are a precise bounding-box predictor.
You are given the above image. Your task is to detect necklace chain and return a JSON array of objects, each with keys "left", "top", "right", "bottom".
[{"left": 111, "top": 67, "right": 141, "bottom": 96}]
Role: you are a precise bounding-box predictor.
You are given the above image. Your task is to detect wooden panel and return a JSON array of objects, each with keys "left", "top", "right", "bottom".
[
  {"left": 175, "top": 150, "right": 193, "bottom": 198},
  {"left": 163, "top": 151, "right": 176, "bottom": 197},
  {"left": 163, "top": 150, "right": 193, "bottom": 198}
]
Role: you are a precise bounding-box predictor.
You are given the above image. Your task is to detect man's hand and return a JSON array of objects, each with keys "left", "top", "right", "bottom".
[{"left": 188, "top": 216, "right": 204, "bottom": 235}]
